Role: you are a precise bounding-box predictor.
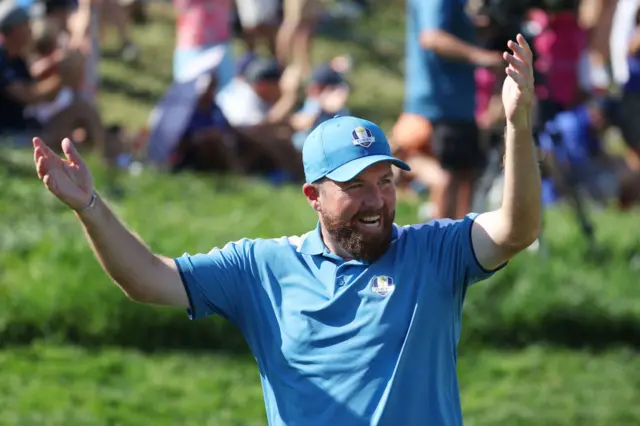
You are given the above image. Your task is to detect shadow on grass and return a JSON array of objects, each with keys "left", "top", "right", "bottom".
[{"left": 2, "top": 308, "right": 640, "bottom": 355}]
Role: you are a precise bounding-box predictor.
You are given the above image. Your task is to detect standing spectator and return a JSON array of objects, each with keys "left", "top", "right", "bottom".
[
  {"left": 394, "top": 0, "right": 503, "bottom": 220},
  {"left": 529, "top": 5, "right": 589, "bottom": 126},
  {"left": 234, "top": 0, "right": 279, "bottom": 57},
  {"left": 172, "top": 0, "right": 235, "bottom": 90}
]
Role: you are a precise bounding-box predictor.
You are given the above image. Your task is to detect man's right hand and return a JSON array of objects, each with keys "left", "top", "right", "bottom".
[{"left": 33, "top": 137, "right": 95, "bottom": 211}]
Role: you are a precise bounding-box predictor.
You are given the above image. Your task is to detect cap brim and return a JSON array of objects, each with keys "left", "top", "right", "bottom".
[{"left": 325, "top": 155, "right": 411, "bottom": 183}]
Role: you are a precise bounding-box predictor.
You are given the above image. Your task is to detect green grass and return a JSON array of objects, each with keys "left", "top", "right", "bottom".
[
  {"left": 2, "top": 343, "right": 639, "bottom": 426},
  {"left": 2, "top": 2, "right": 640, "bottom": 424}
]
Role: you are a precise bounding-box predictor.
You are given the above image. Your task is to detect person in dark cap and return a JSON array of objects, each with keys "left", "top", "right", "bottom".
[
  {"left": 290, "top": 62, "right": 351, "bottom": 151},
  {"left": 0, "top": 1, "right": 107, "bottom": 159},
  {"left": 216, "top": 57, "right": 283, "bottom": 127},
  {"left": 0, "top": 1, "right": 61, "bottom": 145}
]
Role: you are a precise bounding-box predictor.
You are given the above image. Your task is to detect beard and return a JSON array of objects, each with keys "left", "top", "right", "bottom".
[{"left": 320, "top": 206, "right": 395, "bottom": 263}]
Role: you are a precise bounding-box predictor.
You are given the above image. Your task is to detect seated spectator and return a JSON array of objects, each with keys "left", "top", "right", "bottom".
[
  {"left": 170, "top": 73, "right": 244, "bottom": 173},
  {"left": 24, "top": 19, "right": 76, "bottom": 126},
  {"left": 290, "top": 63, "right": 350, "bottom": 151},
  {"left": 217, "top": 57, "right": 306, "bottom": 181},
  {"left": 539, "top": 96, "right": 640, "bottom": 210},
  {"left": 217, "top": 57, "right": 283, "bottom": 127},
  {"left": 0, "top": 3, "right": 105, "bottom": 155}
]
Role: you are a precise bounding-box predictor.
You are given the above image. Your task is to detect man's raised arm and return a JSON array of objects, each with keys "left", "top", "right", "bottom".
[
  {"left": 472, "top": 34, "right": 542, "bottom": 271},
  {"left": 33, "top": 137, "right": 188, "bottom": 307}
]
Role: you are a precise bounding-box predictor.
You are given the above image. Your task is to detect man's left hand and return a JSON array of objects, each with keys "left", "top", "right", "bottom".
[{"left": 501, "top": 34, "right": 535, "bottom": 128}]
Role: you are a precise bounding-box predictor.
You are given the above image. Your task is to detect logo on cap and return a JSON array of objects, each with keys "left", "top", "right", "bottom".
[
  {"left": 370, "top": 275, "right": 395, "bottom": 297},
  {"left": 352, "top": 126, "right": 375, "bottom": 148}
]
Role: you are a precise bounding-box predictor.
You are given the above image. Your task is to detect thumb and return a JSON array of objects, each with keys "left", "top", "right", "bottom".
[{"left": 61, "top": 138, "right": 84, "bottom": 165}]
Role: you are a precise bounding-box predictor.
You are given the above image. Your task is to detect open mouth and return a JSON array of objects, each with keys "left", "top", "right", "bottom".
[{"left": 357, "top": 215, "right": 381, "bottom": 228}]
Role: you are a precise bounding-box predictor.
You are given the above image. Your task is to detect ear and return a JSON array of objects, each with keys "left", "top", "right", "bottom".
[{"left": 302, "top": 183, "right": 321, "bottom": 211}]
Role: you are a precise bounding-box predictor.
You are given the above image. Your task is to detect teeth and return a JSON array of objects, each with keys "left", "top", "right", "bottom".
[{"left": 361, "top": 215, "right": 380, "bottom": 222}]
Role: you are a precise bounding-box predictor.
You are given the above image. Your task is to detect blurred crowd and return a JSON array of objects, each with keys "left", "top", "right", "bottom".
[{"left": 1, "top": 0, "right": 640, "bottom": 226}]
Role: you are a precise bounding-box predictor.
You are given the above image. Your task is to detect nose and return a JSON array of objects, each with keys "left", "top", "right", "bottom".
[{"left": 362, "top": 185, "right": 384, "bottom": 210}]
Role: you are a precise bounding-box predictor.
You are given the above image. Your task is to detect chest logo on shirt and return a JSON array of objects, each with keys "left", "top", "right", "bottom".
[
  {"left": 370, "top": 275, "right": 395, "bottom": 297},
  {"left": 352, "top": 126, "right": 375, "bottom": 148}
]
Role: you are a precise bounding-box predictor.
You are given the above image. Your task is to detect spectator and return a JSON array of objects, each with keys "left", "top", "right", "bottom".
[
  {"left": 610, "top": 0, "right": 639, "bottom": 88},
  {"left": 529, "top": 5, "right": 589, "bottom": 126},
  {"left": 99, "top": 0, "right": 139, "bottom": 62},
  {"left": 539, "top": 96, "right": 640, "bottom": 210},
  {"left": 618, "top": 5, "right": 640, "bottom": 172},
  {"left": 290, "top": 62, "right": 350, "bottom": 152},
  {"left": 0, "top": 2, "right": 104, "bottom": 152},
  {"left": 171, "top": 73, "right": 244, "bottom": 173},
  {"left": 394, "top": 0, "right": 503, "bottom": 220},
  {"left": 217, "top": 57, "right": 283, "bottom": 127},
  {"left": 216, "top": 57, "right": 304, "bottom": 181},
  {"left": 234, "top": 0, "right": 279, "bottom": 56},
  {"left": 276, "top": 0, "right": 324, "bottom": 84},
  {"left": 65, "top": 0, "right": 101, "bottom": 105},
  {"left": 172, "top": 0, "right": 235, "bottom": 90}
]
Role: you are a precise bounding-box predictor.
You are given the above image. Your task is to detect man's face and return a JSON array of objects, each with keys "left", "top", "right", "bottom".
[
  {"left": 309, "top": 162, "right": 397, "bottom": 263},
  {"left": 254, "top": 79, "right": 281, "bottom": 104}
]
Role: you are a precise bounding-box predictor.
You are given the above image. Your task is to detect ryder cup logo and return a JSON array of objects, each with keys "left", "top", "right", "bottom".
[
  {"left": 352, "top": 126, "right": 375, "bottom": 148},
  {"left": 370, "top": 276, "right": 395, "bottom": 297}
]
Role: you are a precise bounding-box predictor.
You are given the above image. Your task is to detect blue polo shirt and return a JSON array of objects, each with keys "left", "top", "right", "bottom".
[
  {"left": 175, "top": 214, "right": 503, "bottom": 425},
  {"left": 404, "top": 0, "right": 476, "bottom": 121}
]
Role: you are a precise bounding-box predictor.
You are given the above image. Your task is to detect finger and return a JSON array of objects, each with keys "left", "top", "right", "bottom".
[
  {"left": 503, "top": 52, "right": 527, "bottom": 76},
  {"left": 506, "top": 67, "right": 527, "bottom": 87},
  {"left": 516, "top": 33, "right": 533, "bottom": 60},
  {"left": 507, "top": 40, "right": 529, "bottom": 68},
  {"left": 61, "top": 138, "right": 83, "bottom": 165},
  {"left": 32, "top": 137, "right": 56, "bottom": 159},
  {"left": 36, "top": 155, "right": 47, "bottom": 179}
]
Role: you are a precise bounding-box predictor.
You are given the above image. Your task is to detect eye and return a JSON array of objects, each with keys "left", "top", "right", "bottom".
[{"left": 379, "top": 178, "right": 393, "bottom": 186}]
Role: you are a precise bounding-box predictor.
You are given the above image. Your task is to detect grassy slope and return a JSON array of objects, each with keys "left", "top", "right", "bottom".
[
  {"left": 1, "top": 3, "right": 640, "bottom": 425},
  {"left": 1, "top": 344, "right": 639, "bottom": 426}
]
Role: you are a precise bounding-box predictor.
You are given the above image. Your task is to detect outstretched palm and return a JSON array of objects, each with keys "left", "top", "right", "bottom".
[
  {"left": 501, "top": 34, "right": 535, "bottom": 127},
  {"left": 33, "top": 137, "right": 94, "bottom": 210}
]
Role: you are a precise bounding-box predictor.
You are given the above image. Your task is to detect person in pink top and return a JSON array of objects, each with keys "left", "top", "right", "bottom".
[
  {"left": 172, "top": 0, "right": 235, "bottom": 89},
  {"left": 529, "top": 6, "right": 588, "bottom": 125}
]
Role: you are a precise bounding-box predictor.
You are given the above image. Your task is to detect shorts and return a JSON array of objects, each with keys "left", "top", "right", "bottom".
[
  {"left": 430, "top": 119, "right": 485, "bottom": 172},
  {"left": 282, "top": 0, "right": 324, "bottom": 22},
  {"left": 235, "top": 0, "right": 279, "bottom": 27},
  {"left": 173, "top": 43, "right": 235, "bottom": 91},
  {"left": 618, "top": 90, "right": 640, "bottom": 149}
]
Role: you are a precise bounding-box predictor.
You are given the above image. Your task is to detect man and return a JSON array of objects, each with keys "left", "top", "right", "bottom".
[
  {"left": 217, "top": 57, "right": 283, "bottom": 128},
  {"left": 0, "top": 1, "right": 103, "bottom": 150},
  {"left": 290, "top": 62, "right": 350, "bottom": 151},
  {"left": 33, "top": 35, "right": 540, "bottom": 426},
  {"left": 392, "top": 0, "right": 504, "bottom": 220}
]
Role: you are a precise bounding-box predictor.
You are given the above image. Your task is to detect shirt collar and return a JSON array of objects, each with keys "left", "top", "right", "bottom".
[{"left": 299, "top": 221, "right": 400, "bottom": 257}]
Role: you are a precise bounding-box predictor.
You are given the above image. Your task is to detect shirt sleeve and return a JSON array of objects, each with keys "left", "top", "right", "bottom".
[
  {"left": 412, "top": 0, "right": 451, "bottom": 32},
  {"left": 173, "top": 238, "right": 255, "bottom": 324},
  {"left": 409, "top": 214, "right": 507, "bottom": 296}
]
